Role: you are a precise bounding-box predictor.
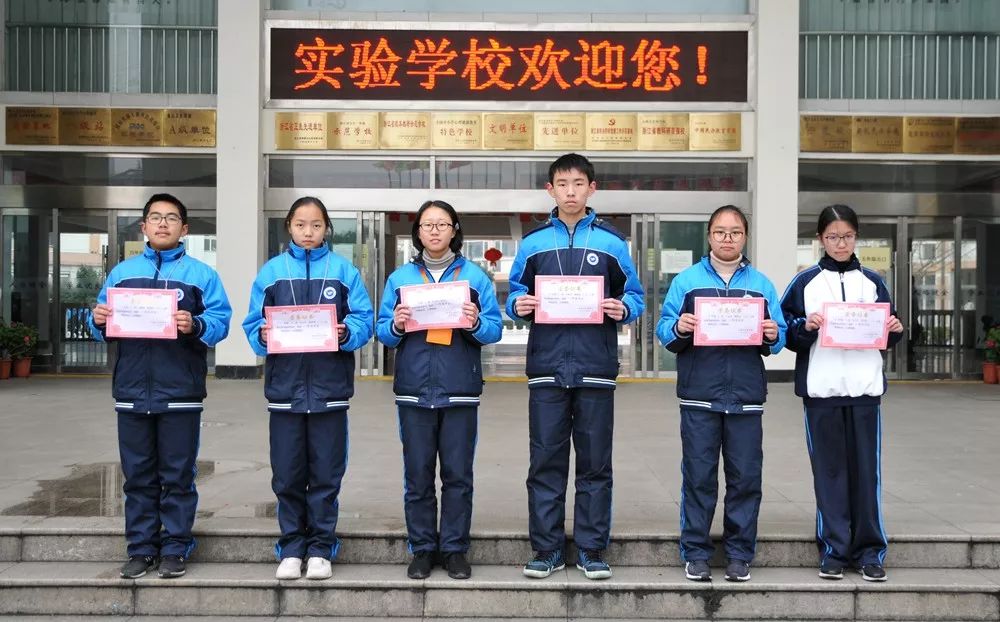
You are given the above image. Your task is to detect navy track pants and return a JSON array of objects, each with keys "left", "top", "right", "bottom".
[
  {"left": 269, "top": 410, "right": 348, "bottom": 561},
  {"left": 527, "top": 386, "right": 614, "bottom": 553},
  {"left": 118, "top": 410, "right": 201, "bottom": 558},
  {"left": 679, "top": 408, "right": 763, "bottom": 563},
  {"left": 397, "top": 404, "right": 477, "bottom": 554},
  {"left": 804, "top": 404, "right": 888, "bottom": 567}
]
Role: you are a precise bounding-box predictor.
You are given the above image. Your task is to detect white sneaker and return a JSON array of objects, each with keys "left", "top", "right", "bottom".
[
  {"left": 275, "top": 557, "right": 303, "bottom": 580},
  {"left": 305, "top": 556, "right": 332, "bottom": 580}
]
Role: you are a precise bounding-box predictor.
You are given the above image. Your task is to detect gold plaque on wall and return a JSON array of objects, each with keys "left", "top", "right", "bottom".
[
  {"left": 852, "top": 116, "right": 902, "bottom": 153},
  {"left": 689, "top": 113, "right": 741, "bottom": 151},
  {"left": 59, "top": 108, "right": 111, "bottom": 146},
  {"left": 431, "top": 112, "right": 482, "bottom": 149},
  {"left": 585, "top": 113, "right": 637, "bottom": 151},
  {"left": 111, "top": 109, "right": 165, "bottom": 146},
  {"left": 329, "top": 111, "right": 379, "bottom": 149},
  {"left": 482, "top": 113, "right": 533, "bottom": 150},
  {"left": 163, "top": 109, "right": 216, "bottom": 147},
  {"left": 275, "top": 112, "right": 327, "bottom": 149},
  {"left": 903, "top": 116, "right": 955, "bottom": 154},
  {"left": 637, "top": 113, "right": 689, "bottom": 151},
  {"left": 955, "top": 117, "right": 1000, "bottom": 155},
  {"left": 380, "top": 112, "right": 431, "bottom": 149},
  {"left": 5, "top": 107, "right": 58, "bottom": 145},
  {"left": 800, "top": 115, "right": 852, "bottom": 152},
  {"left": 534, "top": 113, "right": 585, "bottom": 150}
]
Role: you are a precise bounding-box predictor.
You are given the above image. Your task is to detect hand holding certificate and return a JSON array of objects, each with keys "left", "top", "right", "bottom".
[
  {"left": 106, "top": 287, "right": 178, "bottom": 339},
  {"left": 399, "top": 281, "right": 472, "bottom": 332},
  {"left": 535, "top": 275, "right": 604, "bottom": 324},
  {"left": 820, "top": 302, "right": 890, "bottom": 349},
  {"left": 266, "top": 304, "right": 339, "bottom": 354},
  {"left": 693, "top": 297, "right": 765, "bottom": 346}
]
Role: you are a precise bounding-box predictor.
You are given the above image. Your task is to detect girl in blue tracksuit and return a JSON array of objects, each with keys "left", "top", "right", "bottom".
[
  {"left": 376, "top": 200, "right": 502, "bottom": 581},
  {"left": 657, "top": 205, "right": 786, "bottom": 584},
  {"left": 242, "top": 196, "right": 374, "bottom": 581},
  {"left": 780, "top": 204, "right": 904, "bottom": 583}
]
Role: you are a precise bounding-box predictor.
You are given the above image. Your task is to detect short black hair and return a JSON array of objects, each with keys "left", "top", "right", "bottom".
[
  {"left": 708, "top": 204, "right": 749, "bottom": 233},
  {"left": 143, "top": 193, "right": 188, "bottom": 224},
  {"left": 285, "top": 196, "right": 333, "bottom": 234},
  {"left": 412, "top": 199, "right": 463, "bottom": 254},
  {"left": 817, "top": 204, "right": 860, "bottom": 237},
  {"left": 548, "top": 153, "right": 595, "bottom": 185}
]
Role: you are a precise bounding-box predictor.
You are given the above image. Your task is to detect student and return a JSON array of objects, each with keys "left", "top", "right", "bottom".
[
  {"left": 376, "top": 200, "right": 503, "bottom": 580},
  {"left": 780, "top": 204, "right": 903, "bottom": 583},
  {"left": 242, "top": 196, "right": 374, "bottom": 581},
  {"left": 89, "top": 193, "right": 232, "bottom": 580},
  {"left": 656, "top": 205, "right": 786, "bottom": 583},
  {"left": 506, "top": 153, "right": 645, "bottom": 581}
]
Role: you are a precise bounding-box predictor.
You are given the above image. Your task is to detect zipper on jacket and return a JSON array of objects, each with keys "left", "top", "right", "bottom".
[
  {"left": 839, "top": 272, "right": 847, "bottom": 301},
  {"left": 147, "top": 250, "right": 163, "bottom": 413},
  {"left": 305, "top": 248, "right": 312, "bottom": 414},
  {"left": 707, "top": 260, "right": 746, "bottom": 413},
  {"left": 565, "top": 222, "right": 575, "bottom": 388}
]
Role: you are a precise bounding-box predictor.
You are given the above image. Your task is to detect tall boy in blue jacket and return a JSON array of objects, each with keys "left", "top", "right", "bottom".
[
  {"left": 90, "top": 193, "right": 232, "bottom": 580},
  {"left": 506, "top": 153, "right": 645, "bottom": 580}
]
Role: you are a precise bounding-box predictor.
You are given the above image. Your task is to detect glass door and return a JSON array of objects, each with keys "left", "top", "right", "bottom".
[
  {"left": 57, "top": 212, "right": 110, "bottom": 372},
  {"left": 1, "top": 210, "right": 55, "bottom": 370},
  {"left": 962, "top": 218, "right": 1000, "bottom": 378}
]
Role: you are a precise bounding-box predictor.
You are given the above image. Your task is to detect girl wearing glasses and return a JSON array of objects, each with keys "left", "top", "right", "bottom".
[
  {"left": 656, "top": 205, "right": 786, "bottom": 583},
  {"left": 375, "top": 200, "right": 502, "bottom": 580},
  {"left": 780, "top": 204, "right": 903, "bottom": 583},
  {"left": 242, "top": 196, "right": 374, "bottom": 581}
]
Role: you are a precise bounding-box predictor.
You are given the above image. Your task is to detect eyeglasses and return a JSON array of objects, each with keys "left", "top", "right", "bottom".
[
  {"left": 823, "top": 233, "right": 857, "bottom": 244},
  {"left": 710, "top": 230, "right": 745, "bottom": 242},
  {"left": 419, "top": 222, "right": 455, "bottom": 232},
  {"left": 145, "top": 213, "right": 183, "bottom": 225}
]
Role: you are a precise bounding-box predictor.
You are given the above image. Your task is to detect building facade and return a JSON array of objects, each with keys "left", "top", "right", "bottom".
[{"left": 1, "top": 0, "right": 997, "bottom": 379}]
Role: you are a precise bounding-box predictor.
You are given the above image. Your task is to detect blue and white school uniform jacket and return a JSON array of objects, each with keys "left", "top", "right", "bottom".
[
  {"left": 375, "top": 255, "right": 503, "bottom": 409},
  {"left": 505, "top": 208, "right": 645, "bottom": 389},
  {"left": 656, "top": 255, "right": 786, "bottom": 414},
  {"left": 780, "top": 254, "right": 902, "bottom": 407},
  {"left": 89, "top": 242, "right": 232, "bottom": 414},
  {"left": 242, "top": 241, "right": 374, "bottom": 414}
]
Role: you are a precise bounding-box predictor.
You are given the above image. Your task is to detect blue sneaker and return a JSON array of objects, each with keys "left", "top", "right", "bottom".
[
  {"left": 576, "top": 549, "right": 612, "bottom": 580},
  {"left": 523, "top": 550, "right": 565, "bottom": 579}
]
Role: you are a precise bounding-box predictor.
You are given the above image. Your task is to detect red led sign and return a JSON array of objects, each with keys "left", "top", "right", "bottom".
[{"left": 270, "top": 28, "right": 748, "bottom": 102}]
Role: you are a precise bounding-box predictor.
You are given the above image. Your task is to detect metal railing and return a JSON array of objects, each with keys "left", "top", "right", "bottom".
[
  {"left": 801, "top": 32, "right": 1000, "bottom": 99},
  {"left": 5, "top": 23, "right": 217, "bottom": 94}
]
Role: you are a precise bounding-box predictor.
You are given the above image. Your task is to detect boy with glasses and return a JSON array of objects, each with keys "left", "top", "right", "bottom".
[{"left": 90, "top": 193, "right": 232, "bottom": 579}]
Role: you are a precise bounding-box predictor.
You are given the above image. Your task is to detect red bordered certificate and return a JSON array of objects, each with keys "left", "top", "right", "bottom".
[
  {"left": 400, "top": 281, "right": 472, "bottom": 332},
  {"left": 106, "top": 287, "right": 178, "bottom": 339},
  {"left": 820, "top": 302, "right": 890, "bottom": 349},
  {"left": 535, "top": 275, "right": 605, "bottom": 324},
  {"left": 265, "top": 304, "right": 339, "bottom": 354},
  {"left": 693, "top": 297, "right": 765, "bottom": 346}
]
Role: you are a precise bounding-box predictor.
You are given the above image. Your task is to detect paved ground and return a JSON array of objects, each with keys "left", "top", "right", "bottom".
[{"left": 0, "top": 376, "right": 998, "bottom": 538}]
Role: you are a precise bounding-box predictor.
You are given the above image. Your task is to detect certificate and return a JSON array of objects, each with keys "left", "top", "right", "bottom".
[
  {"left": 400, "top": 281, "right": 472, "bottom": 332},
  {"left": 106, "top": 287, "right": 178, "bottom": 339},
  {"left": 535, "top": 275, "right": 604, "bottom": 324},
  {"left": 820, "top": 302, "right": 890, "bottom": 349},
  {"left": 266, "top": 304, "right": 339, "bottom": 354},
  {"left": 693, "top": 297, "right": 764, "bottom": 346}
]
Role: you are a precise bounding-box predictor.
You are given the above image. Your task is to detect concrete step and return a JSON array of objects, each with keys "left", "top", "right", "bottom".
[
  {"left": 1, "top": 562, "right": 999, "bottom": 620},
  {"left": 2, "top": 528, "right": 999, "bottom": 569}
]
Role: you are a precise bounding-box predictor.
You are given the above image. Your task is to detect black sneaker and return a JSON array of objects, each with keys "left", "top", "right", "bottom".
[
  {"left": 443, "top": 552, "right": 472, "bottom": 580},
  {"left": 819, "top": 561, "right": 844, "bottom": 580},
  {"left": 724, "top": 559, "right": 751, "bottom": 582},
  {"left": 120, "top": 555, "right": 157, "bottom": 579},
  {"left": 157, "top": 555, "right": 186, "bottom": 578},
  {"left": 407, "top": 551, "right": 434, "bottom": 579},
  {"left": 859, "top": 563, "right": 887, "bottom": 582},
  {"left": 684, "top": 560, "right": 711, "bottom": 581}
]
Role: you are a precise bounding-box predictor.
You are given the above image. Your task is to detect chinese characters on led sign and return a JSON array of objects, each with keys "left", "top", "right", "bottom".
[{"left": 270, "top": 29, "right": 748, "bottom": 102}]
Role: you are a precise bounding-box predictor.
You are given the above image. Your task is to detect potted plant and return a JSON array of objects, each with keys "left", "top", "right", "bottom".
[
  {"left": 0, "top": 321, "right": 11, "bottom": 380},
  {"left": 985, "top": 326, "right": 1000, "bottom": 384},
  {"left": 7, "top": 322, "right": 38, "bottom": 378}
]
